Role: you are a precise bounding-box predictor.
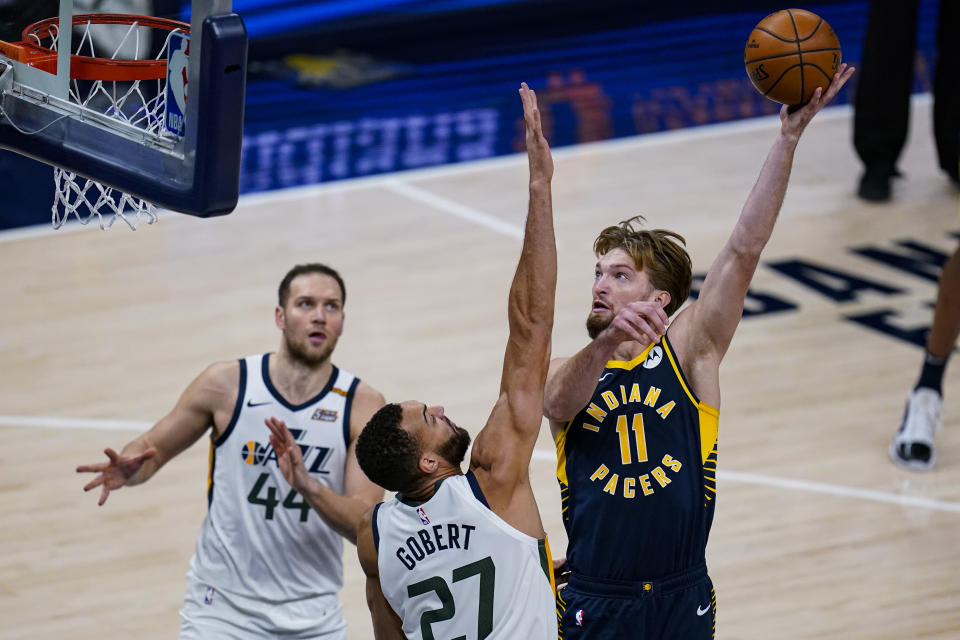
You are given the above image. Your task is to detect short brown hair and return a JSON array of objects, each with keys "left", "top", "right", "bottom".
[
  {"left": 594, "top": 215, "right": 692, "bottom": 316},
  {"left": 278, "top": 264, "right": 346, "bottom": 308}
]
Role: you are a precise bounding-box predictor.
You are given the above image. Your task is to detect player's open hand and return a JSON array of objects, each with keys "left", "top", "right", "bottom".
[
  {"left": 520, "top": 82, "right": 553, "bottom": 184},
  {"left": 780, "top": 63, "right": 855, "bottom": 137},
  {"left": 266, "top": 416, "right": 310, "bottom": 492},
  {"left": 76, "top": 446, "right": 157, "bottom": 506},
  {"left": 600, "top": 300, "right": 669, "bottom": 348}
]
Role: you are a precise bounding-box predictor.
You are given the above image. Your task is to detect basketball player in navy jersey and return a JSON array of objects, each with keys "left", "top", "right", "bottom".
[
  {"left": 545, "top": 65, "right": 854, "bottom": 639},
  {"left": 77, "top": 263, "right": 385, "bottom": 639}
]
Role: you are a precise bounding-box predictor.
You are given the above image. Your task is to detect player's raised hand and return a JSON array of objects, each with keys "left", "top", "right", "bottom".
[
  {"left": 781, "top": 63, "right": 855, "bottom": 136},
  {"left": 266, "top": 416, "right": 310, "bottom": 492},
  {"left": 601, "top": 300, "right": 669, "bottom": 347},
  {"left": 76, "top": 446, "right": 157, "bottom": 506},
  {"left": 520, "top": 82, "right": 553, "bottom": 184}
]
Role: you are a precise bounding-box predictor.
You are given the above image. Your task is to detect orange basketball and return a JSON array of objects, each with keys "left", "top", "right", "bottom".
[{"left": 744, "top": 8, "right": 841, "bottom": 106}]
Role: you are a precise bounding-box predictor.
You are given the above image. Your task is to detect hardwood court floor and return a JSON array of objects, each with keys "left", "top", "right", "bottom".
[{"left": 1, "top": 100, "right": 958, "bottom": 639}]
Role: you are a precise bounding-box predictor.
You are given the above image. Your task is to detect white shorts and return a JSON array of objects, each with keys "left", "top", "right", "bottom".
[{"left": 179, "top": 575, "right": 347, "bottom": 640}]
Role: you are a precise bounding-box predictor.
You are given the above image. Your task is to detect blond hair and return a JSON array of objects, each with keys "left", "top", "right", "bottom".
[{"left": 593, "top": 215, "right": 692, "bottom": 316}]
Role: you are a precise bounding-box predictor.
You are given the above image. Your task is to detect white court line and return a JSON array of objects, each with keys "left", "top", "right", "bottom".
[
  {"left": 1, "top": 94, "right": 933, "bottom": 245},
  {"left": 529, "top": 448, "right": 960, "bottom": 514},
  {"left": 4, "top": 414, "right": 959, "bottom": 514},
  {"left": 0, "top": 415, "right": 152, "bottom": 432},
  {"left": 381, "top": 179, "right": 523, "bottom": 239}
]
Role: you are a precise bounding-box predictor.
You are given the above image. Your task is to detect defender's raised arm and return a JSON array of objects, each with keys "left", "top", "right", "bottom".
[{"left": 471, "top": 83, "right": 557, "bottom": 480}]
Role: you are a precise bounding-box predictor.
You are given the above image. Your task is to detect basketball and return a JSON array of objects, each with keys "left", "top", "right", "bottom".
[{"left": 744, "top": 9, "right": 841, "bottom": 106}]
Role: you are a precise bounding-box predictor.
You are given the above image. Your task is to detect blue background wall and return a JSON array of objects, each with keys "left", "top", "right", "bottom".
[{"left": 0, "top": 0, "right": 944, "bottom": 227}]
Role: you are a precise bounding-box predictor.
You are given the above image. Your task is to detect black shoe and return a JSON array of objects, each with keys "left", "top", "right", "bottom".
[{"left": 858, "top": 169, "right": 892, "bottom": 202}]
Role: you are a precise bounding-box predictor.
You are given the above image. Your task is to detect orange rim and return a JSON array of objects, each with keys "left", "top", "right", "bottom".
[{"left": 12, "top": 13, "right": 189, "bottom": 81}]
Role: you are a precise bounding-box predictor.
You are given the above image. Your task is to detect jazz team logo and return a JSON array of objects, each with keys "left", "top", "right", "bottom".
[
  {"left": 240, "top": 428, "right": 334, "bottom": 474},
  {"left": 164, "top": 32, "right": 189, "bottom": 137}
]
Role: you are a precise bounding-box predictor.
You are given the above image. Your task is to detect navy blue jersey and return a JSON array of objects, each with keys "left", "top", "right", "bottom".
[{"left": 556, "top": 334, "right": 719, "bottom": 580}]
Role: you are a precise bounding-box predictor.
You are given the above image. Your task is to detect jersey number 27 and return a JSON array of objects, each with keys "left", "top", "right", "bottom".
[{"left": 407, "top": 556, "right": 495, "bottom": 640}]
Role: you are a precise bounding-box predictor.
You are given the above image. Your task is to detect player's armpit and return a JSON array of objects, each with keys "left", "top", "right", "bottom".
[{"left": 468, "top": 392, "right": 540, "bottom": 489}]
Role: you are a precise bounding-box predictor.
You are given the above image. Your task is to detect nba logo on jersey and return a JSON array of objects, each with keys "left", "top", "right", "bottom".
[
  {"left": 164, "top": 32, "right": 189, "bottom": 137},
  {"left": 204, "top": 586, "right": 216, "bottom": 605},
  {"left": 575, "top": 609, "right": 584, "bottom": 626},
  {"left": 417, "top": 507, "right": 430, "bottom": 525}
]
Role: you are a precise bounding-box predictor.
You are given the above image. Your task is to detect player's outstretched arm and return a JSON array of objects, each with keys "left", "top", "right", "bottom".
[
  {"left": 470, "top": 82, "right": 556, "bottom": 491},
  {"left": 357, "top": 507, "right": 406, "bottom": 640},
  {"left": 677, "top": 65, "right": 855, "bottom": 362},
  {"left": 76, "top": 361, "right": 237, "bottom": 505},
  {"left": 266, "top": 384, "right": 385, "bottom": 545}
]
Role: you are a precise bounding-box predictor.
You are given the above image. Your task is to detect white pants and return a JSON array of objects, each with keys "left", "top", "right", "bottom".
[{"left": 179, "top": 575, "right": 347, "bottom": 640}]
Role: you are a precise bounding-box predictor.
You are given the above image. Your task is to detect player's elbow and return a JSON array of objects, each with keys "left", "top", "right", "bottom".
[
  {"left": 725, "top": 233, "right": 764, "bottom": 274},
  {"left": 543, "top": 386, "right": 576, "bottom": 423}
]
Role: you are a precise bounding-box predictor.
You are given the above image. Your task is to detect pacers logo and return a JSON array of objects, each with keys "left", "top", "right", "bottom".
[{"left": 241, "top": 441, "right": 269, "bottom": 465}]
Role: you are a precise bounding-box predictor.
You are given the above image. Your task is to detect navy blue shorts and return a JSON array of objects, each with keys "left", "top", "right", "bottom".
[{"left": 556, "top": 563, "right": 715, "bottom": 640}]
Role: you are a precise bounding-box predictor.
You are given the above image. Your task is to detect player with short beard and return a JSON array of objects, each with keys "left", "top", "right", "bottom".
[
  {"left": 544, "top": 67, "right": 854, "bottom": 639},
  {"left": 352, "top": 83, "right": 559, "bottom": 640},
  {"left": 77, "top": 263, "right": 386, "bottom": 640}
]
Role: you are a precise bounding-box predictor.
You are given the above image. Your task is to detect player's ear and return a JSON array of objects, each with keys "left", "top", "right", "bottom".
[
  {"left": 275, "top": 305, "right": 285, "bottom": 330},
  {"left": 656, "top": 290, "right": 672, "bottom": 310},
  {"left": 418, "top": 453, "right": 439, "bottom": 475}
]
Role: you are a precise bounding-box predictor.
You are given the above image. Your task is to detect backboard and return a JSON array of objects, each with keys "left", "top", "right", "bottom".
[{"left": 0, "top": 0, "right": 247, "bottom": 217}]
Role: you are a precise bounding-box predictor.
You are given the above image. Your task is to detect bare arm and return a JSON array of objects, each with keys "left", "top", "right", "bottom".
[
  {"left": 544, "top": 301, "right": 668, "bottom": 426},
  {"left": 470, "top": 83, "right": 556, "bottom": 484},
  {"left": 267, "top": 383, "right": 385, "bottom": 545},
  {"left": 76, "top": 361, "right": 239, "bottom": 505},
  {"left": 676, "top": 66, "right": 855, "bottom": 363},
  {"left": 543, "top": 350, "right": 609, "bottom": 427},
  {"left": 357, "top": 506, "right": 406, "bottom": 640}
]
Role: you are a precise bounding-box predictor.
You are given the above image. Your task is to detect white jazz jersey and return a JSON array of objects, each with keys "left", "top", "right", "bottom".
[
  {"left": 185, "top": 353, "right": 359, "bottom": 634},
  {"left": 375, "top": 472, "right": 557, "bottom": 640}
]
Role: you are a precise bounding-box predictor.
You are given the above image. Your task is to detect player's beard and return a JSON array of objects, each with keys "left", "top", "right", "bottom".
[
  {"left": 438, "top": 424, "right": 472, "bottom": 468},
  {"left": 586, "top": 312, "right": 612, "bottom": 339},
  {"left": 284, "top": 330, "right": 335, "bottom": 367}
]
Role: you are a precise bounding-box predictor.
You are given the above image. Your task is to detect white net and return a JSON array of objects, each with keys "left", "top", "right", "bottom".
[
  {"left": 53, "top": 169, "right": 159, "bottom": 230},
  {"left": 35, "top": 17, "right": 187, "bottom": 229}
]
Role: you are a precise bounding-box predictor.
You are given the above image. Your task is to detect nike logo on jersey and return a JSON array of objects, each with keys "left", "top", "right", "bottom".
[
  {"left": 598, "top": 372, "right": 614, "bottom": 383},
  {"left": 247, "top": 399, "right": 272, "bottom": 407},
  {"left": 697, "top": 604, "right": 710, "bottom": 616}
]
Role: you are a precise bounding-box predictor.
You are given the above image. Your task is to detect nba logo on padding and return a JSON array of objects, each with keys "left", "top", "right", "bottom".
[{"left": 165, "top": 32, "right": 189, "bottom": 137}]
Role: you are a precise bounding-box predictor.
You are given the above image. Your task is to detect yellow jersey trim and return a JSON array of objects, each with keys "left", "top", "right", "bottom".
[
  {"left": 555, "top": 423, "right": 570, "bottom": 487},
  {"left": 543, "top": 536, "right": 557, "bottom": 594},
  {"left": 605, "top": 342, "right": 656, "bottom": 370},
  {"left": 660, "top": 338, "right": 720, "bottom": 465},
  {"left": 206, "top": 435, "right": 215, "bottom": 495}
]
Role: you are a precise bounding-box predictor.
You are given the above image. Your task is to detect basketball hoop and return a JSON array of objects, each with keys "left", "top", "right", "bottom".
[{"left": 0, "top": 14, "right": 189, "bottom": 229}]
